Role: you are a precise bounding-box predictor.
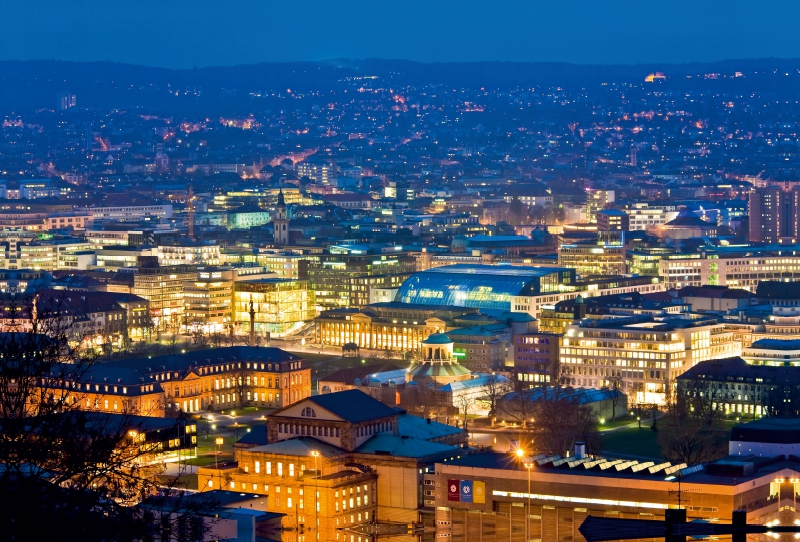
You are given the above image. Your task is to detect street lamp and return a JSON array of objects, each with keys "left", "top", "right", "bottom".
[
  {"left": 215, "top": 437, "right": 224, "bottom": 470},
  {"left": 791, "top": 478, "right": 800, "bottom": 511},
  {"left": 513, "top": 448, "right": 533, "bottom": 542},
  {"left": 523, "top": 461, "right": 534, "bottom": 542},
  {"left": 311, "top": 451, "right": 320, "bottom": 539}
]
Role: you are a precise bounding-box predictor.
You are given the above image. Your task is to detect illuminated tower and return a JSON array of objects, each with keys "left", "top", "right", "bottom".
[{"left": 273, "top": 188, "right": 290, "bottom": 246}]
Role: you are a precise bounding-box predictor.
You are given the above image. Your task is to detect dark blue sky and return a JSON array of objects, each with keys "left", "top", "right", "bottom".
[{"left": 3, "top": 0, "right": 799, "bottom": 68}]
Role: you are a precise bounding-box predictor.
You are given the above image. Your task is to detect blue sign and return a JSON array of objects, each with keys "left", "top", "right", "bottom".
[{"left": 460, "top": 480, "right": 473, "bottom": 503}]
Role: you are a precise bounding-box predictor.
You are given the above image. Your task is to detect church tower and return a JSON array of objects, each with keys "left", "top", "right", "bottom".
[{"left": 273, "top": 188, "right": 289, "bottom": 246}]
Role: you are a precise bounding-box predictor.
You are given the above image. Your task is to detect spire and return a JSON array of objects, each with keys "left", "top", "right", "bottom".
[{"left": 277, "top": 188, "right": 285, "bottom": 206}]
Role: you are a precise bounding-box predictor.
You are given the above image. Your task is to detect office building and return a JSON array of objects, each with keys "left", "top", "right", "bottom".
[
  {"left": 749, "top": 187, "right": 800, "bottom": 244},
  {"left": 233, "top": 278, "right": 316, "bottom": 337},
  {"left": 561, "top": 313, "right": 741, "bottom": 405},
  {"left": 307, "top": 248, "right": 416, "bottom": 311}
]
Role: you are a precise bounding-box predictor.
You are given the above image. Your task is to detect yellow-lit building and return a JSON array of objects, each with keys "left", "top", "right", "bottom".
[
  {"left": 560, "top": 314, "right": 741, "bottom": 405},
  {"left": 132, "top": 258, "right": 197, "bottom": 329},
  {"left": 234, "top": 278, "right": 316, "bottom": 337},
  {"left": 315, "top": 303, "right": 482, "bottom": 353},
  {"left": 198, "top": 390, "right": 468, "bottom": 542},
  {"left": 44, "top": 346, "right": 312, "bottom": 417},
  {"left": 183, "top": 267, "right": 274, "bottom": 333}
]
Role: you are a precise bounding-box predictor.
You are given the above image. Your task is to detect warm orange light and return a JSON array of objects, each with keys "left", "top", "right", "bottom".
[
  {"left": 515, "top": 449, "right": 525, "bottom": 458},
  {"left": 215, "top": 437, "right": 224, "bottom": 445},
  {"left": 776, "top": 477, "right": 786, "bottom": 484}
]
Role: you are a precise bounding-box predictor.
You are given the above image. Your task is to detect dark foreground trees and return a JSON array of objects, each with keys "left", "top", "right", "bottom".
[{"left": 0, "top": 301, "right": 215, "bottom": 541}]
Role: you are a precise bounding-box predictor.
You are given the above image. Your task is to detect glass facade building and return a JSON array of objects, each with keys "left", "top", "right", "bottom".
[{"left": 395, "top": 264, "right": 575, "bottom": 314}]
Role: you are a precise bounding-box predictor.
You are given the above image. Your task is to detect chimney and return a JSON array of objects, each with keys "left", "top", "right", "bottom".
[{"left": 574, "top": 441, "right": 586, "bottom": 459}]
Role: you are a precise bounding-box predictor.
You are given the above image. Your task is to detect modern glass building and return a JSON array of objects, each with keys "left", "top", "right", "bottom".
[{"left": 395, "top": 264, "right": 575, "bottom": 313}]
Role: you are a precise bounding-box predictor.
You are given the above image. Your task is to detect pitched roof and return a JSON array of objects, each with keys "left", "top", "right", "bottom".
[
  {"left": 354, "top": 435, "right": 460, "bottom": 458},
  {"left": 248, "top": 437, "right": 345, "bottom": 457},
  {"left": 396, "top": 412, "right": 463, "bottom": 441},
  {"left": 320, "top": 363, "right": 402, "bottom": 385},
  {"left": 305, "top": 389, "right": 399, "bottom": 423}
]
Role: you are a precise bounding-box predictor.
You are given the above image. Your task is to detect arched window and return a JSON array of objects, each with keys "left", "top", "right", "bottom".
[{"left": 302, "top": 407, "right": 317, "bottom": 418}]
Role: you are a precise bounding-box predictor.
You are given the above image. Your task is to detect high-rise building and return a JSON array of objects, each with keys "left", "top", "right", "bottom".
[
  {"left": 57, "top": 92, "right": 76, "bottom": 111},
  {"left": 585, "top": 189, "right": 615, "bottom": 223},
  {"left": 748, "top": 187, "right": 800, "bottom": 244}
]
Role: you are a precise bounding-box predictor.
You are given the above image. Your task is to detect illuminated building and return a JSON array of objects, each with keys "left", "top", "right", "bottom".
[
  {"left": 93, "top": 246, "right": 154, "bottom": 270},
  {"left": 42, "top": 346, "right": 311, "bottom": 417},
  {"left": 626, "top": 247, "right": 677, "bottom": 276},
  {"left": 447, "top": 323, "right": 512, "bottom": 371},
  {"left": 431, "top": 445, "right": 797, "bottom": 542},
  {"left": 315, "top": 303, "right": 480, "bottom": 353},
  {"left": 87, "top": 204, "right": 173, "bottom": 223},
  {"left": 233, "top": 278, "right": 316, "bottom": 337},
  {"left": 513, "top": 332, "right": 560, "bottom": 383},
  {"left": 132, "top": 256, "right": 197, "bottom": 328},
  {"left": 557, "top": 231, "right": 626, "bottom": 277},
  {"left": 397, "top": 264, "right": 575, "bottom": 315},
  {"left": 658, "top": 252, "right": 800, "bottom": 291},
  {"left": 560, "top": 313, "right": 741, "bottom": 405},
  {"left": 624, "top": 202, "right": 679, "bottom": 231},
  {"left": 85, "top": 226, "right": 178, "bottom": 247},
  {"left": 595, "top": 209, "right": 629, "bottom": 231},
  {"left": 157, "top": 243, "right": 221, "bottom": 266},
  {"left": 749, "top": 187, "right": 800, "bottom": 244},
  {"left": 199, "top": 390, "right": 467, "bottom": 540},
  {"left": 676, "top": 353, "right": 800, "bottom": 416},
  {"left": 183, "top": 268, "right": 274, "bottom": 332},
  {"left": 585, "top": 188, "right": 614, "bottom": 223},
  {"left": 272, "top": 189, "right": 290, "bottom": 245},
  {"left": 307, "top": 248, "right": 416, "bottom": 311},
  {"left": 5, "top": 239, "right": 94, "bottom": 271},
  {"left": 511, "top": 275, "right": 665, "bottom": 319},
  {"left": 296, "top": 158, "right": 336, "bottom": 185}
]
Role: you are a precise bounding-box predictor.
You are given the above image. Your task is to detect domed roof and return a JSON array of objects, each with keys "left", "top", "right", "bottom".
[
  {"left": 422, "top": 332, "right": 453, "bottom": 345},
  {"left": 574, "top": 294, "right": 584, "bottom": 305},
  {"left": 407, "top": 361, "right": 471, "bottom": 379}
]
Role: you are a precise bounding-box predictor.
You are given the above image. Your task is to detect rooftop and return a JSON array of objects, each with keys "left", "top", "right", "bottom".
[{"left": 304, "top": 389, "right": 400, "bottom": 423}]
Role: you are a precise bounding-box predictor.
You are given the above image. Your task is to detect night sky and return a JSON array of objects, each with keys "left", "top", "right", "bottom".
[{"left": 2, "top": 0, "right": 800, "bottom": 68}]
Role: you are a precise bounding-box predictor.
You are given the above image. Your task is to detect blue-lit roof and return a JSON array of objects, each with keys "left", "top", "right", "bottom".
[
  {"left": 395, "top": 264, "right": 573, "bottom": 313},
  {"left": 750, "top": 338, "right": 800, "bottom": 351}
]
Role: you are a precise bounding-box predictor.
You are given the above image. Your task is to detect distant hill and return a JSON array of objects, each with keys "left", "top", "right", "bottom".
[{"left": 2, "top": 57, "right": 800, "bottom": 114}]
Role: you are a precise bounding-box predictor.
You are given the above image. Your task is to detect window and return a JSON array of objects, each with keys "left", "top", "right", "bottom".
[
  {"left": 255, "top": 461, "right": 260, "bottom": 474},
  {"left": 277, "top": 463, "right": 283, "bottom": 476},
  {"left": 289, "top": 464, "right": 295, "bottom": 477},
  {"left": 302, "top": 407, "right": 317, "bottom": 417}
]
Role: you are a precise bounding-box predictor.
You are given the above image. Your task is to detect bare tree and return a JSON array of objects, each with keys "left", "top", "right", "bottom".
[
  {"left": 0, "top": 299, "right": 216, "bottom": 541},
  {"left": 530, "top": 386, "right": 600, "bottom": 456},
  {"left": 601, "top": 374, "right": 623, "bottom": 421},
  {"left": 401, "top": 384, "right": 440, "bottom": 420},
  {"left": 498, "top": 371, "right": 537, "bottom": 428},
  {"left": 481, "top": 373, "right": 507, "bottom": 424},
  {"left": 657, "top": 417, "right": 727, "bottom": 466}
]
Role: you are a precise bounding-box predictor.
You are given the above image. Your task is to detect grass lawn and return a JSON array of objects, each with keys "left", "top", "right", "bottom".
[
  {"left": 600, "top": 427, "right": 662, "bottom": 460},
  {"left": 597, "top": 415, "right": 636, "bottom": 430}
]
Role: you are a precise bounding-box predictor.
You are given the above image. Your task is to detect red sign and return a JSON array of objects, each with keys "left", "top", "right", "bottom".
[{"left": 447, "top": 479, "right": 460, "bottom": 501}]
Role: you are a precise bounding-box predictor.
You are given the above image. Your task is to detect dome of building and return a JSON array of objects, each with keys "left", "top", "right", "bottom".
[
  {"left": 407, "top": 360, "right": 471, "bottom": 381},
  {"left": 422, "top": 332, "right": 453, "bottom": 345}
]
